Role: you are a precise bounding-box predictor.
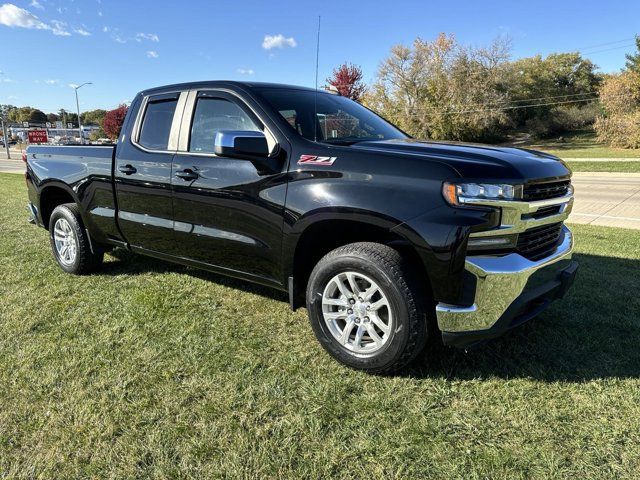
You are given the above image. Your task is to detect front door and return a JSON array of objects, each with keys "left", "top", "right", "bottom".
[
  {"left": 114, "top": 92, "right": 184, "bottom": 252},
  {"left": 170, "top": 91, "right": 288, "bottom": 284}
]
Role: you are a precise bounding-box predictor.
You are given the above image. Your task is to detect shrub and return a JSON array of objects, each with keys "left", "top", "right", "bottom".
[{"left": 595, "top": 72, "right": 640, "bottom": 148}]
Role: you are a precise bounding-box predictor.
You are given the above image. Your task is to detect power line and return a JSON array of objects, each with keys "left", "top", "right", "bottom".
[
  {"left": 392, "top": 92, "right": 600, "bottom": 113},
  {"left": 380, "top": 94, "right": 636, "bottom": 118}
]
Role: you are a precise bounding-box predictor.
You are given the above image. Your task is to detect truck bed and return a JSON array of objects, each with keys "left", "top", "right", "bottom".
[{"left": 26, "top": 144, "right": 121, "bottom": 245}]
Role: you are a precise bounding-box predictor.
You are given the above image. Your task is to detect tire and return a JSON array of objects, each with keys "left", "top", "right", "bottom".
[
  {"left": 306, "top": 242, "right": 429, "bottom": 373},
  {"left": 49, "top": 203, "right": 104, "bottom": 275}
]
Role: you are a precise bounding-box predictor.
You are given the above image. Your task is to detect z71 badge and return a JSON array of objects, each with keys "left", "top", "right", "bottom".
[{"left": 297, "top": 154, "right": 337, "bottom": 166}]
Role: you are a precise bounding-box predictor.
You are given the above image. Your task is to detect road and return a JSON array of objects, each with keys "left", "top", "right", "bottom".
[
  {"left": 570, "top": 172, "right": 640, "bottom": 230},
  {"left": 1, "top": 158, "right": 639, "bottom": 230}
]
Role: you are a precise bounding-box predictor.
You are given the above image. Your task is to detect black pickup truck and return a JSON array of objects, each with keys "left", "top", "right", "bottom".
[{"left": 25, "top": 81, "right": 578, "bottom": 372}]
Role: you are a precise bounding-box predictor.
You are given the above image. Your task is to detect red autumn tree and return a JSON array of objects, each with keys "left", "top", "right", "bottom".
[
  {"left": 102, "top": 104, "right": 129, "bottom": 140},
  {"left": 326, "top": 63, "right": 366, "bottom": 101}
]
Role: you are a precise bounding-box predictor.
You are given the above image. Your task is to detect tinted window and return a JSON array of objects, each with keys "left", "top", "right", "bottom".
[
  {"left": 189, "top": 97, "right": 261, "bottom": 153},
  {"left": 256, "top": 88, "right": 406, "bottom": 144},
  {"left": 138, "top": 98, "right": 178, "bottom": 150}
]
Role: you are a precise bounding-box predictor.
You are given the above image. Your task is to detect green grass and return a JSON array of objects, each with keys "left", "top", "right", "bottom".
[
  {"left": 1, "top": 173, "right": 640, "bottom": 478},
  {"left": 566, "top": 161, "right": 640, "bottom": 173},
  {"left": 512, "top": 130, "right": 640, "bottom": 159}
]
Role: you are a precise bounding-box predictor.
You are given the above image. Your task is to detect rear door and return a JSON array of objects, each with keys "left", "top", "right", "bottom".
[
  {"left": 114, "top": 91, "right": 186, "bottom": 252},
  {"left": 169, "top": 89, "right": 289, "bottom": 284}
]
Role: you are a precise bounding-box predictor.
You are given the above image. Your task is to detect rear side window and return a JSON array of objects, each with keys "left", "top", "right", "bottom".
[
  {"left": 189, "top": 97, "right": 261, "bottom": 153},
  {"left": 138, "top": 98, "right": 178, "bottom": 150}
]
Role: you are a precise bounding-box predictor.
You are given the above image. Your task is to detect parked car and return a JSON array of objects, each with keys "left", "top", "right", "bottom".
[{"left": 24, "top": 81, "right": 577, "bottom": 372}]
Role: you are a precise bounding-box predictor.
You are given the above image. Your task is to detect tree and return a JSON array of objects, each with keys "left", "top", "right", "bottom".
[
  {"left": 595, "top": 71, "right": 640, "bottom": 148},
  {"left": 7, "top": 107, "right": 47, "bottom": 124},
  {"left": 46, "top": 113, "right": 59, "bottom": 123},
  {"left": 364, "top": 33, "right": 513, "bottom": 142},
  {"left": 0, "top": 104, "right": 16, "bottom": 120},
  {"left": 325, "top": 63, "right": 366, "bottom": 101},
  {"left": 505, "top": 52, "right": 601, "bottom": 136},
  {"left": 102, "top": 105, "right": 128, "bottom": 140},
  {"left": 81, "top": 109, "right": 107, "bottom": 126},
  {"left": 625, "top": 35, "right": 640, "bottom": 73}
]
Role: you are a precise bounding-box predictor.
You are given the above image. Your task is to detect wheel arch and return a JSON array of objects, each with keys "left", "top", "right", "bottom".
[
  {"left": 285, "top": 209, "right": 435, "bottom": 310},
  {"left": 39, "top": 182, "right": 82, "bottom": 230}
]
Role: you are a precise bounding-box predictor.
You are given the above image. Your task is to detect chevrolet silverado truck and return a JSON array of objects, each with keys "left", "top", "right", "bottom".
[{"left": 25, "top": 81, "right": 578, "bottom": 373}]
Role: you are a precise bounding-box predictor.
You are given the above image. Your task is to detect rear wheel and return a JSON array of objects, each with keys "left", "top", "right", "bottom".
[
  {"left": 49, "top": 203, "right": 103, "bottom": 274},
  {"left": 306, "top": 242, "right": 429, "bottom": 373}
]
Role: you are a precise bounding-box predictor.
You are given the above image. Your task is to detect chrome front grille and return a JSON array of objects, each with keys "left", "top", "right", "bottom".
[
  {"left": 463, "top": 178, "right": 574, "bottom": 262},
  {"left": 523, "top": 180, "right": 571, "bottom": 201}
]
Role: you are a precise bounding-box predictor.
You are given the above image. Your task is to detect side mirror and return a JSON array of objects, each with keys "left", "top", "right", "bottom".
[{"left": 214, "top": 130, "right": 269, "bottom": 159}]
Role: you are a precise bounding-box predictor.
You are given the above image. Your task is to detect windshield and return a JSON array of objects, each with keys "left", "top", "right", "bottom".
[{"left": 255, "top": 88, "right": 407, "bottom": 144}]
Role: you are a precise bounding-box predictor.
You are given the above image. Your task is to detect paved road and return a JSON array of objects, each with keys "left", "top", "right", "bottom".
[
  {"left": 0, "top": 158, "right": 26, "bottom": 174},
  {"left": 570, "top": 172, "right": 640, "bottom": 230},
  {"left": 1, "top": 159, "right": 639, "bottom": 230}
]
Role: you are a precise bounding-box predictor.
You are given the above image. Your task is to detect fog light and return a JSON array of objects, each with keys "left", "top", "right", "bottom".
[{"left": 467, "top": 235, "right": 516, "bottom": 251}]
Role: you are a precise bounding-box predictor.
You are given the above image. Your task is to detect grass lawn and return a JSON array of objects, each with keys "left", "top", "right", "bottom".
[
  {"left": 510, "top": 130, "right": 640, "bottom": 159},
  {"left": 566, "top": 161, "right": 640, "bottom": 173},
  {"left": 1, "top": 172, "right": 640, "bottom": 478}
]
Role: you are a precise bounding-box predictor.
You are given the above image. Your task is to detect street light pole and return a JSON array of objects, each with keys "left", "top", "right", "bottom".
[{"left": 74, "top": 82, "right": 92, "bottom": 145}]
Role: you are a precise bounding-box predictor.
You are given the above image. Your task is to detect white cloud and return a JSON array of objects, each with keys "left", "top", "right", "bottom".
[
  {"left": 50, "top": 19, "right": 70, "bottom": 36},
  {"left": 112, "top": 34, "right": 125, "bottom": 43},
  {"left": 237, "top": 68, "right": 255, "bottom": 75},
  {"left": 29, "top": 0, "right": 43, "bottom": 10},
  {"left": 146, "top": 50, "right": 158, "bottom": 58},
  {"left": 136, "top": 32, "right": 159, "bottom": 42},
  {"left": 68, "top": 83, "right": 78, "bottom": 88},
  {"left": 74, "top": 27, "right": 90, "bottom": 36},
  {"left": 102, "top": 25, "right": 109, "bottom": 32},
  {"left": 262, "top": 34, "right": 296, "bottom": 50},
  {"left": 0, "top": 3, "right": 48, "bottom": 30},
  {"left": 44, "top": 79, "right": 58, "bottom": 85},
  {"left": 97, "top": 10, "right": 102, "bottom": 17}
]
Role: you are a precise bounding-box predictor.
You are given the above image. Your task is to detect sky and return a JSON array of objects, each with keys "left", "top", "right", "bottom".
[{"left": 0, "top": 0, "right": 639, "bottom": 114}]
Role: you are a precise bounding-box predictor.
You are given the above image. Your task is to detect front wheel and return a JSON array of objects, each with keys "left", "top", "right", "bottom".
[
  {"left": 49, "top": 203, "right": 104, "bottom": 275},
  {"left": 306, "top": 242, "right": 429, "bottom": 373}
]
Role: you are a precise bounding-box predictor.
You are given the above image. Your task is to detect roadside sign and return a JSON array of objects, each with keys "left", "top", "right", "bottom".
[
  {"left": 23, "top": 121, "right": 29, "bottom": 128},
  {"left": 67, "top": 123, "right": 73, "bottom": 129},
  {"left": 46, "top": 122, "right": 52, "bottom": 128},
  {"left": 28, "top": 129, "right": 48, "bottom": 144},
  {"left": 55, "top": 121, "right": 63, "bottom": 129}
]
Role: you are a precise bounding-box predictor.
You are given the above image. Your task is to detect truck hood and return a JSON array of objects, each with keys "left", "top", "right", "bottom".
[{"left": 352, "top": 138, "right": 571, "bottom": 181}]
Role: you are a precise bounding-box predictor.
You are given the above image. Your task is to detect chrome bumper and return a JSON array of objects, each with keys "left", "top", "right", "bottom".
[
  {"left": 437, "top": 225, "right": 574, "bottom": 333},
  {"left": 437, "top": 226, "right": 575, "bottom": 334}
]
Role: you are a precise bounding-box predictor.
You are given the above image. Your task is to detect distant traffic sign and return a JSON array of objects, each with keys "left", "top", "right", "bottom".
[
  {"left": 67, "top": 123, "right": 73, "bottom": 129},
  {"left": 28, "top": 129, "right": 48, "bottom": 144},
  {"left": 23, "top": 121, "right": 29, "bottom": 128},
  {"left": 46, "top": 122, "right": 52, "bottom": 128},
  {"left": 55, "top": 121, "right": 63, "bottom": 129}
]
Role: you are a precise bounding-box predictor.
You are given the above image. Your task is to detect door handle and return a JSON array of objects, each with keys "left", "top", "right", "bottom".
[
  {"left": 118, "top": 164, "right": 137, "bottom": 175},
  {"left": 175, "top": 169, "right": 199, "bottom": 181}
]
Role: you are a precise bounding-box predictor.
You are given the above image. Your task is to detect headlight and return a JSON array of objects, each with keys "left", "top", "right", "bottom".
[{"left": 442, "top": 182, "right": 517, "bottom": 206}]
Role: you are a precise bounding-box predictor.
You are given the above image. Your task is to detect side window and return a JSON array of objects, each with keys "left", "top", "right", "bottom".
[
  {"left": 138, "top": 98, "right": 178, "bottom": 150},
  {"left": 189, "top": 97, "right": 261, "bottom": 153}
]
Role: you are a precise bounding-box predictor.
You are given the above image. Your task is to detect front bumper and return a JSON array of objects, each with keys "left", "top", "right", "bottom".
[{"left": 437, "top": 225, "right": 577, "bottom": 347}]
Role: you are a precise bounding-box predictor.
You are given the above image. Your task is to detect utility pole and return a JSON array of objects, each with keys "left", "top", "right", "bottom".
[
  {"left": 73, "top": 82, "right": 92, "bottom": 145},
  {"left": 1, "top": 116, "right": 10, "bottom": 159},
  {"left": 0, "top": 71, "right": 11, "bottom": 158}
]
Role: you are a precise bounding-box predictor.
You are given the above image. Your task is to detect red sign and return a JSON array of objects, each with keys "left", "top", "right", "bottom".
[{"left": 28, "top": 129, "right": 48, "bottom": 144}]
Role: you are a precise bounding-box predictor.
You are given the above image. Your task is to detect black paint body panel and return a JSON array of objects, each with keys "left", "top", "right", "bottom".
[{"left": 25, "top": 81, "right": 572, "bottom": 305}]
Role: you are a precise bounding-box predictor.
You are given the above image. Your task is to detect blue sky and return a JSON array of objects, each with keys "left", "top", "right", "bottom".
[{"left": 0, "top": 0, "right": 639, "bottom": 113}]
